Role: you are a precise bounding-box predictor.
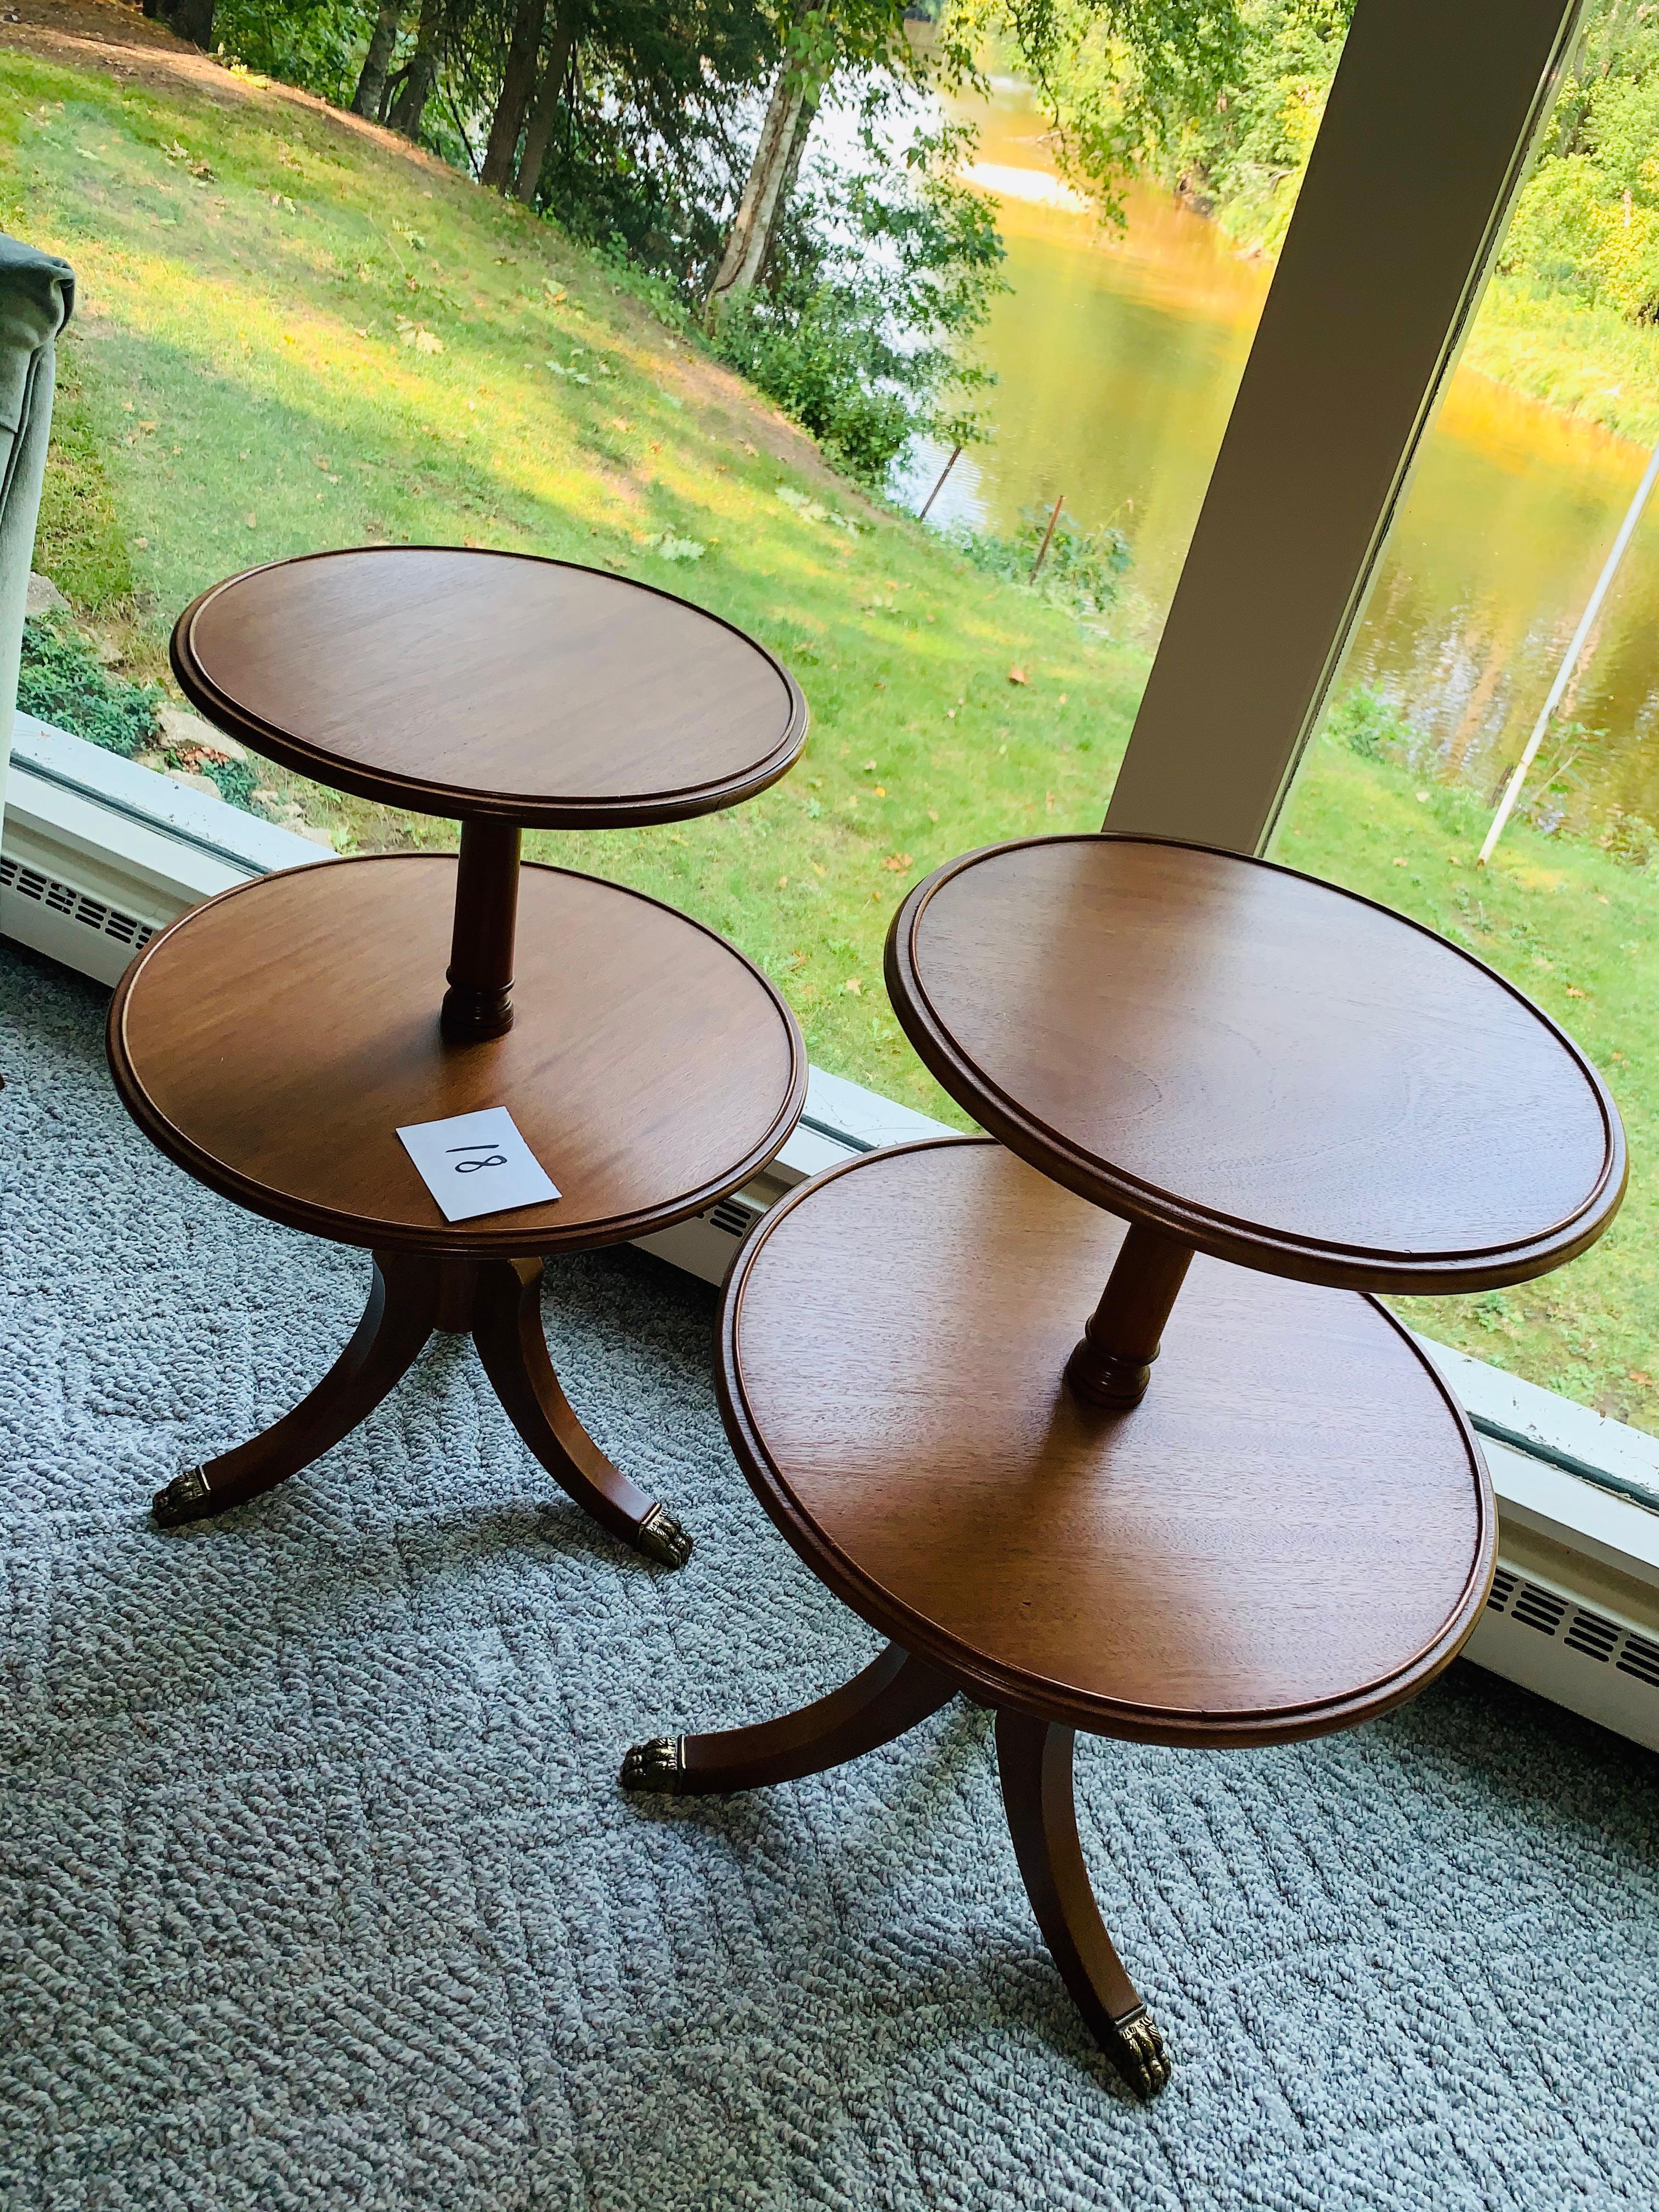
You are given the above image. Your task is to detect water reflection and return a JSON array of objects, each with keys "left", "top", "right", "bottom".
[{"left": 906, "top": 85, "right": 1659, "bottom": 825}]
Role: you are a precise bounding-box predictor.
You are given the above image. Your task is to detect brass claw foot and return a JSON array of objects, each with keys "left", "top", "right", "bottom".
[
  {"left": 620, "top": 1736, "right": 685, "bottom": 1792},
  {"left": 636, "top": 1504, "right": 693, "bottom": 1567},
  {"left": 151, "top": 1466, "right": 215, "bottom": 1528},
  {"left": 1114, "top": 2009, "right": 1171, "bottom": 2098}
]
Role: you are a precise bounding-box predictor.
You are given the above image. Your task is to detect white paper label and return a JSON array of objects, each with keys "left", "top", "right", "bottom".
[{"left": 396, "top": 1107, "right": 561, "bottom": 1224}]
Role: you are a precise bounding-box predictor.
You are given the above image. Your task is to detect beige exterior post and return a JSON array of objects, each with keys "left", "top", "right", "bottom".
[{"left": 1103, "top": 0, "right": 1589, "bottom": 857}]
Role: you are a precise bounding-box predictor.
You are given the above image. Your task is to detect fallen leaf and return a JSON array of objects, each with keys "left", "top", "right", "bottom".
[
  {"left": 1008, "top": 667, "right": 1028, "bottom": 685},
  {"left": 1392, "top": 857, "right": 1408, "bottom": 868},
  {"left": 1565, "top": 985, "right": 1587, "bottom": 998},
  {"left": 843, "top": 978, "right": 863, "bottom": 996},
  {"left": 776, "top": 874, "right": 788, "bottom": 889},
  {"left": 882, "top": 854, "right": 912, "bottom": 872},
  {"left": 245, "top": 512, "right": 257, "bottom": 528}
]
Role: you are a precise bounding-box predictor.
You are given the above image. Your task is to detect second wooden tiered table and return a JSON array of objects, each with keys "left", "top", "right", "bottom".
[
  {"left": 623, "top": 834, "right": 1626, "bottom": 2092},
  {"left": 109, "top": 547, "right": 808, "bottom": 1562}
]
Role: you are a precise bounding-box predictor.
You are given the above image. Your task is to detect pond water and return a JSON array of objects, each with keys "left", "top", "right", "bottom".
[{"left": 894, "top": 83, "right": 1659, "bottom": 830}]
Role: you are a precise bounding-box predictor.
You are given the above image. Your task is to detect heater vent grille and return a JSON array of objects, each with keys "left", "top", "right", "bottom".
[
  {"left": 1484, "top": 1568, "right": 1659, "bottom": 1710},
  {"left": 1511, "top": 1583, "right": 1568, "bottom": 1635},
  {"left": 0, "top": 854, "right": 155, "bottom": 952},
  {"left": 706, "top": 1197, "right": 763, "bottom": 1239}
]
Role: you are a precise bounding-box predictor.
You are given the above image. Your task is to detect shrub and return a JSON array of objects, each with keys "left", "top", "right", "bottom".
[
  {"left": 1327, "top": 685, "right": 1415, "bottom": 760},
  {"left": 945, "top": 506, "right": 1132, "bottom": 621},
  {"left": 17, "top": 618, "right": 160, "bottom": 758}
]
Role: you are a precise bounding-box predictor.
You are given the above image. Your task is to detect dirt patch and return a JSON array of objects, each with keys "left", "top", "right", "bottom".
[{"left": 0, "top": 0, "right": 871, "bottom": 508}]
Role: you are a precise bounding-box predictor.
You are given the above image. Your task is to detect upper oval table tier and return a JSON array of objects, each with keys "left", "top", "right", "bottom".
[
  {"left": 720, "top": 1139, "right": 1494, "bottom": 1746},
  {"left": 108, "top": 855, "right": 805, "bottom": 1256},
  {"left": 172, "top": 548, "right": 807, "bottom": 827},
  {"left": 885, "top": 835, "right": 1624, "bottom": 1292}
]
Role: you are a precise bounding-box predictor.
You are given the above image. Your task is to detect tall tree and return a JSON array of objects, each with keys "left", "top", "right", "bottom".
[
  {"left": 482, "top": 0, "right": 549, "bottom": 187},
  {"left": 512, "top": 4, "right": 581, "bottom": 204},
  {"left": 706, "top": 4, "right": 912, "bottom": 328},
  {"left": 352, "top": 0, "right": 405, "bottom": 119},
  {"left": 388, "top": 0, "right": 448, "bottom": 137},
  {"left": 142, "top": 0, "right": 215, "bottom": 48}
]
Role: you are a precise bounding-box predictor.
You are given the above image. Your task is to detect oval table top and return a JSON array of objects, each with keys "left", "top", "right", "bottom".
[
  {"left": 720, "top": 1139, "right": 1495, "bottom": 1747},
  {"left": 885, "top": 834, "right": 1624, "bottom": 1293},
  {"left": 172, "top": 546, "right": 807, "bottom": 826},
  {"left": 108, "top": 855, "right": 805, "bottom": 1256}
]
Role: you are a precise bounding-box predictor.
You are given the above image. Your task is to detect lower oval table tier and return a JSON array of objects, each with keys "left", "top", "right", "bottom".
[
  {"left": 719, "top": 1138, "right": 1496, "bottom": 1747},
  {"left": 108, "top": 854, "right": 805, "bottom": 1256}
]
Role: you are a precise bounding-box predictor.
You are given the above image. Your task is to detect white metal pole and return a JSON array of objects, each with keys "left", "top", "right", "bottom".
[{"left": 1478, "top": 435, "right": 1659, "bottom": 866}]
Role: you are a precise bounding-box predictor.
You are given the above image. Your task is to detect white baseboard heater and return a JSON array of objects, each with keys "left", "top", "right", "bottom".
[{"left": 7, "top": 715, "right": 1658, "bottom": 1751}]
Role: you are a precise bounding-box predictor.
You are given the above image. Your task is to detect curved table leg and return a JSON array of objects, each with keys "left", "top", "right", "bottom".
[
  {"left": 620, "top": 1643, "right": 956, "bottom": 1793},
  {"left": 153, "top": 1251, "right": 440, "bottom": 1528},
  {"left": 995, "top": 1708, "right": 1170, "bottom": 2098},
  {"left": 471, "top": 1255, "right": 692, "bottom": 1566}
]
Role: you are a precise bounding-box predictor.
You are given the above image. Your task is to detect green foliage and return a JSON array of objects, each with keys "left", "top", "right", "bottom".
[
  {"left": 957, "top": 0, "right": 1250, "bottom": 217},
  {"left": 1500, "top": 3, "right": 1659, "bottom": 321},
  {"left": 1327, "top": 683, "right": 1413, "bottom": 763},
  {"left": 1094, "top": 0, "right": 1659, "bottom": 335},
  {"left": 1598, "top": 808, "right": 1657, "bottom": 868},
  {"left": 214, "top": 0, "right": 374, "bottom": 105},
  {"left": 946, "top": 504, "right": 1131, "bottom": 620},
  {"left": 529, "top": 3, "right": 779, "bottom": 276},
  {"left": 17, "top": 618, "right": 160, "bottom": 758},
  {"left": 712, "top": 119, "right": 1006, "bottom": 482}
]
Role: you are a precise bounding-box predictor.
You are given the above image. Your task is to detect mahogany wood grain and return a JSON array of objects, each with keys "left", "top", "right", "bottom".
[
  {"left": 171, "top": 548, "right": 806, "bottom": 827},
  {"left": 716, "top": 1139, "right": 1496, "bottom": 1748},
  {"left": 151, "top": 1250, "right": 439, "bottom": 1527},
  {"left": 108, "top": 854, "right": 806, "bottom": 1258},
  {"left": 620, "top": 1643, "right": 956, "bottom": 1795},
  {"left": 472, "top": 1254, "right": 693, "bottom": 1563},
  {"left": 1065, "top": 1220, "right": 1193, "bottom": 1408},
  {"left": 150, "top": 1245, "right": 696, "bottom": 1559},
  {"left": 443, "top": 820, "right": 521, "bottom": 1039},
  {"left": 885, "top": 834, "right": 1626, "bottom": 1293},
  {"left": 995, "top": 1710, "right": 1170, "bottom": 2097}
]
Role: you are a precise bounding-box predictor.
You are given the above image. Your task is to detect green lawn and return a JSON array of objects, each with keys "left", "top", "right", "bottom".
[{"left": 3, "top": 41, "right": 1655, "bottom": 1432}]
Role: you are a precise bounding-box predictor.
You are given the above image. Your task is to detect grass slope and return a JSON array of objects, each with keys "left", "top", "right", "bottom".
[
  {"left": 1, "top": 41, "right": 1144, "bottom": 1111},
  {"left": 2, "top": 35, "right": 1654, "bottom": 1431}
]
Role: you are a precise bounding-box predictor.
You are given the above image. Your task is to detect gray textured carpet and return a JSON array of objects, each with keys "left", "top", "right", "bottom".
[{"left": 3, "top": 942, "right": 1659, "bottom": 2212}]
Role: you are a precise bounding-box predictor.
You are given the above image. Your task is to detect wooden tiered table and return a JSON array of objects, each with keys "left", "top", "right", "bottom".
[
  {"left": 108, "top": 547, "right": 807, "bottom": 1563},
  {"left": 623, "top": 834, "right": 1626, "bottom": 2091}
]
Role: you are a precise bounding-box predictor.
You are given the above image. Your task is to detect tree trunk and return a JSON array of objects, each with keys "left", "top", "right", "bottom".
[
  {"left": 144, "top": 0, "right": 215, "bottom": 47},
  {"left": 388, "top": 0, "right": 445, "bottom": 140},
  {"left": 513, "top": 10, "right": 578, "bottom": 205},
  {"left": 482, "top": 0, "right": 549, "bottom": 191},
  {"left": 706, "top": 57, "right": 818, "bottom": 327},
  {"left": 352, "top": 0, "right": 403, "bottom": 120},
  {"left": 757, "top": 76, "right": 820, "bottom": 287}
]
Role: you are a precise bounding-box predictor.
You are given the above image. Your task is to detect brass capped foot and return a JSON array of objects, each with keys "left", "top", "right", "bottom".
[
  {"left": 1114, "top": 2009, "right": 1171, "bottom": 2098},
  {"left": 620, "top": 1736, "right": 685, "bottom": 1792},
  {"left": 151, "top": 1466, "right": 215, "bottom": 1529},
  {"left": 636, "top": 1503, "right": 693, "bottom": 1567}
]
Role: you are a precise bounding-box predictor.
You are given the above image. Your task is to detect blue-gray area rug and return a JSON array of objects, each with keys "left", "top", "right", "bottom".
[{"left": 3, "top": 941, "right": 1658, "bottom": 2211}]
